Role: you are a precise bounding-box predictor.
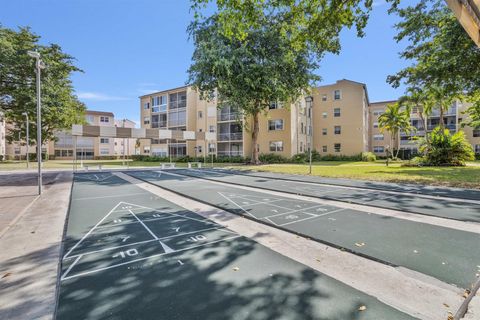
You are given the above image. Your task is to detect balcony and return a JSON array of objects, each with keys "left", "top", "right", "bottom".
[
  {"left": 429, "top": 107, "right": 457, "bottom": 117},
  {"left": 218, "top": 132, "right": 243, "bottom": 141},
  {"left": 426, "top": 124, "right": 457, "bottom": 131},
  {"left": 217, "top": 113, "right": 239, "bottom": 122}
]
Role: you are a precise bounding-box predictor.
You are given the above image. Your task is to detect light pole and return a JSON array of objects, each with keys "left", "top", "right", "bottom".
[
  {"left": 305, "top": 96, "right": 314, "bottom": 175},
  {"left": 28, "top": 50, "right": 45, "bottom": 195},
  {"left": 122, "top": 119, "right": 126, "bottom": 167},
  {"left": 22, "top": 112, "right": 29, "bottom": 168}
]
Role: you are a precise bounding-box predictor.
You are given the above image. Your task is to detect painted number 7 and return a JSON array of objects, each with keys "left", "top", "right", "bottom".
[{"left": 113, "top": 248, "right": 138, "bottom": 259}]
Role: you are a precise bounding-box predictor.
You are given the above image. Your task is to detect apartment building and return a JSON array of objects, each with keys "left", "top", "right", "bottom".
[
  {"left": 114, "top": 119, "right": 137, "bottom": 156},
  {"left": 369, "top": 100, "right": 480, "bottom": 157},
  {"left": 139, "top": 86, "right": 310, "bottom": 159},
  {"left": 140, "top": 80, "right": 480, "bottom": 160},
  {"left": 312, "top": 80, "right": 370, "bottom": 155}
]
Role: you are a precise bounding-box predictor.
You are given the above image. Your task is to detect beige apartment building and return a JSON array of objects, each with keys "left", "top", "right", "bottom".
[
  {"left": 139, "top": 86, "right": 310, "bottom": 159},
  {"left": 139, "top": 80, "right": 480, "bottom": 160},
  {"left": 114, "top": 119, "right": 137, "bottom": 156},
  {"left": 369, "top": 100, "right": 480, "bottom": 157}
]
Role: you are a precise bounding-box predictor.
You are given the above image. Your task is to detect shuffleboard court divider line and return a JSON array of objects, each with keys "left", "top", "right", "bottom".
[
  {"left": 174, "top": 169, "right": 480, "bottom": 224},
  {"left": 60, "top": 255, "right": 82, "bottom": 280},
  {"left": 123, "top": 170, "right": 401, "bottom": 269},
  {"left": 204, "top": 168, "right": 480, "bottom": 203}
]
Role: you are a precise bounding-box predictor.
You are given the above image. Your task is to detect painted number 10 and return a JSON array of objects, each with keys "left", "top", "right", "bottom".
[
  {"left": 113, "top": 248, "right": 138, "bottom": 259},
  {"left": 187, "top": 235, "right": 207, "bottom": 242}
]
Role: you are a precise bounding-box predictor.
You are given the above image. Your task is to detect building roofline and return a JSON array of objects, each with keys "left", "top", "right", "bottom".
[
  {"left": 315, "top": 79, "right": 370, "bottom": 104},
  {"left": 370, "top": 99, "right": 398, "bottom": 105},
  {"left": 86, "top": 110, "right": 114, "bottom": 117},
  {"left": 138, "top": 84, "right": 191, "bottom": 98}
]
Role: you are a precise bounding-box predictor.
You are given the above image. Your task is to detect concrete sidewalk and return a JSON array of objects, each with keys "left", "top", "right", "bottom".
[{"left": 0, "top": 172, "right": 72, "bottom": 320}]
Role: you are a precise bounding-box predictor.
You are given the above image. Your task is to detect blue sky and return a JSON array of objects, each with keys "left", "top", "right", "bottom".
[{"left": 1, "top": 0, "right": 411, "bottom": 126}]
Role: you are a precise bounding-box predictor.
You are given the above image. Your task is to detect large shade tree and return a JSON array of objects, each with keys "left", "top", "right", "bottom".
[
  {"left": 387, "top": 0, "right": 480, "bottom": 128},
  {"left": 188, "top": 16, "right": 318, "bottom": 163},
  {"left": 189, "top": 0, "right": 376, "bottom": 163},
  {"left": 0, "top": 25, "right": 85, "bottom": 147}
]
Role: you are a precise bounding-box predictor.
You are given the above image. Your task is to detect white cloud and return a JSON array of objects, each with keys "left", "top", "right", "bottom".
[{"left": 77, "top": 92, "right": 131, "bottom": 101}]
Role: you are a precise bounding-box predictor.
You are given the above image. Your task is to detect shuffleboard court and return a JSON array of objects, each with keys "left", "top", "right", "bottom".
[
  {"left": 126, "top": 170, "right": 480, "bottom": 290},
  {"left": 58, "top": 172, "right": 416, "bottom": 320},
  {"left": 173, "top": 168, "right": 480, "bottom": 222}
]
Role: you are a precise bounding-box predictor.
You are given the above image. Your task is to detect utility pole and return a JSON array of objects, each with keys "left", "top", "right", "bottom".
[
  {"left": 28, "top": 51, "right": 45, "bottom": 195},
  {"left": 305, "top": 96, "right": 314, "bottom": 175},
  {"left": 22, "top": 112, "right": 29, "bottom": 168}
]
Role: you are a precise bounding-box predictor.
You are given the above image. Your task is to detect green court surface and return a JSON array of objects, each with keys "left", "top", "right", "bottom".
[
  {"left": 57, "top": 172, "right": 416, "bottom": 320},
  {"left": 126, "top": 169, "right": 480, "bottom": 290},
  {"left": 172, "top": 168, "right": 480, "bottom": 222}
]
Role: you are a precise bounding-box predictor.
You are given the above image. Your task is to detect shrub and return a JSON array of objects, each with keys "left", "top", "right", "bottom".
[
  {"left": 401, "top": 156, "right": 426, "bottom": 167},
  {"left": 361, "top": 152, "right": 376, "bottom": 162},
  {"left": 259, "top": 153, "right": 288, "bottom": 163},
  {"left": 419, "top": 127, "right": 475, "bottom": 166}
]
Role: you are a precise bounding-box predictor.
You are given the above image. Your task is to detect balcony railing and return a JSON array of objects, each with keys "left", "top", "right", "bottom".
[
  {"left": 217, "top": 113, "right": 239, "bottom": 121},
  {"left": 218, "top": 132, "right": 243, "bottom": 141},
  {"left": 427, "top": 124, "right": 457, "bottom": 131},
  {"left": 429, "top": 107, "right": 457, "bottom": 117},
  {"left": 217, "top": 150, "right": 243, "bottom": 156}
]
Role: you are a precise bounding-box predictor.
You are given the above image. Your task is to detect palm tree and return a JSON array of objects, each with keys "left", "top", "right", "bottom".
[{"left": 378, "top": 102, "right": 414, "bottom": 159}]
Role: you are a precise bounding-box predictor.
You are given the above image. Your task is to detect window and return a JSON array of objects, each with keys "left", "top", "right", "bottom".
[
  {"left": 334, "top": 90, "right": 341, "bottom": 100},
  {"left": 322, "top": 112, "right": 327, "bottom": 118},
  {"left": 301, "top": 122, "right": 304, "bottom": 134},
  {"left": 209, "top": 125, "right": 215, "bottom": 133},
  {"left": 198, "top": 111, "right": 203, "bottom": 118},
  {"left": 334, "top": 126, "right": 341, "bottom": 135},
  {"left": 374, "top": 134, "right": 384, "bottom": 141},
  {"left": 473, "top": 129, "right": 480, "bottom": 137},
  {"left": 269, "top": 101, "right": 283, "bottom": 110},
  {"left": 143, "top": 146, "right": 150, "bottom": 154},
  {"left": 100, "top": 138, "right": 109, "bottom": 144},
  {"left": 322, "top": 145, "right": 327, "bottom": 152},
  {"left": 100, "top": 116, "right": 109, "bottom": 123},
  {"left": 334, "top": 143, "right": 341, "bottom": 152},
  {"left": 143, "top": 116, "right": 150, "bottom": 125},
  {"left": 334, "top": 108, "right": 341, "bottom": 117},
  {"left": 14, "top": 147, "right": 20, "bottom": 154},
  {"left": 269, "top": 141, "right": 284, "bottom": 152},
  {"left": 197, "top": 145, "right": 203, "bottom": 153},
  {"left": 322, "top": 94, "right": 327, "bottom": 101},
  {"left": 373, "top": 122, "right": 379, "bottom": 128},
  {"left": 144, "top": 102, "right": 150, "bottom": 110},
  {"left": 86, "top": 115, "right": 94, "bottom": 124},
  {"left": 100, "top": 148, "right": 109, "bottom": 155},
  {"left": 307, "top": 108, "right": 312, "bottom": 118},
  {"left": 268, "top": 119, "right": 284, "bottom": 131},
  {"left": 373, "top": 146, "right": 385, "bottom": 153},
  {"left": 322, "top": 128, "right": 327, "bottom": 136},
  {"left": 373, "top": 109, "right": 384, "bottom": 116},
  {"left": 475, "top": 144, "right": 480, "bottom": 154},
  {"left": 300, "top": 142, "right": 303, "bottom": 152}
]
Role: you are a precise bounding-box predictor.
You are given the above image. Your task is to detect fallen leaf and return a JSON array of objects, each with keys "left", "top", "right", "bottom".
[
  {"left": 1, "top": 273, "right": 12, "bottom": 279},
  {"left": 443, "top": 303, "right": 450, "bottom": 308},
  {"left": 355, "top": 242, "right": 365, "bottom": 247},
  {"left": 315, "top": 258, "right": 321, "bottom": 262},
  {"left": 233, "top": 267, "right": 240, "bottom": 271},
  {"left": 358, "top": 306, "right": 366, "bottom": 311}
]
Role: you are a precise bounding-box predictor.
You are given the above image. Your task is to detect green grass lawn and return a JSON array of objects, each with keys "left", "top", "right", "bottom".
[{"left": 231, "top": 161, "right": 480, "bottom": 189}]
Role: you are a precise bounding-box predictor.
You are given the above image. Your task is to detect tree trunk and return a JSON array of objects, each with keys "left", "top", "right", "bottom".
[
  {"left": 251, "top": 110, "right": 260, "bottom": 165},
  {"left": 439, "top": 106, "right": 445, "bottom": 129},
  {"left": 419, "top": 110, "right": 429, "bottom": 144}
]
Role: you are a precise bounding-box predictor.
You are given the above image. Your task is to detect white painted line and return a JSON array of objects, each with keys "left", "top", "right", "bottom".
[
  {"left": 64, "top": 226, "right": 226, "bottom": 260},
  {"left": 63, "top": 202, "right": 126, "bottom": 259},
  {"left": 61, "top": 255, "right": 82, "bottom": 280},
  {"left": 61, "top": 235, "right": 241, "bottom": 281},
  {"left": 218, "top": 192, "right": 257, "bottom": 218},
  {"left": 203, "top": 169, "right": 480, "bottom": 205},
  {"left": 278, "top": 208, "right": 346, "bottom": 226},
  {"left": 73, "top": 192, "right": 147, "bottom": 201},
  {"left": 128, "top": 209, "right": 159, "bottom": 240}
]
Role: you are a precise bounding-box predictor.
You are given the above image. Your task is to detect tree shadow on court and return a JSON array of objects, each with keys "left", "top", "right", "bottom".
[{"left": 55, "top": 235, "right": 401, "bottom": 320}]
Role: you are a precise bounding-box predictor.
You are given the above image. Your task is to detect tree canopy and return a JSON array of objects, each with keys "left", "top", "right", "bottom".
[
  {"left": 0, "top": 25, "right": 86, "bottom": 145},
  {"left": 188, "top": 16, "right": 319, "bottom": 163},
  {"left": 387, "top": 0, "right": 480, "bottom": 127}
]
